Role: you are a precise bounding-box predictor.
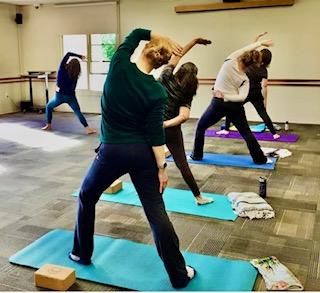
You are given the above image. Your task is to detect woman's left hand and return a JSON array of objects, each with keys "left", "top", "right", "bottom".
[
  {"left": 255, "top": 32, "right": 268, "bottom": 42},
  {"left": 163, "top": 121, "right": 169, "bottom": 128},
  {"left": 169, "top": 39, "right": 183, "bottom": 57},
  {"left": 195, "top": 38, "right": 212, "bottom": 45}
]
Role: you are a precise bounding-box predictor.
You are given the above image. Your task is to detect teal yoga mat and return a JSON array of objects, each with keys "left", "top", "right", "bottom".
[
  {"left": 229, "top": 123, "right": 266, "bottom": 133},
  {"left": 167, "top": 153, "right": 277, "bottom": 170},
  {"left": 10, "top": 229, "right": 258, "bottom": 291},
  {"left": 72, "top": 182, "right": 237, "bottom": 221}
]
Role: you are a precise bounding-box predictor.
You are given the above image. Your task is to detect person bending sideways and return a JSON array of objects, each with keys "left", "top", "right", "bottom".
[
  {"left": 190, "top": 38, "right": 274, "bottom": 164},
  {"left": 69, "top": 28, "right": 196, "bottom": 288},
  {"left": 42, "top": 52, "right": 96, "bottom": 134},
  {"left": 159, "top": 37, "right": 214, "bottom": 205},
  {"left": 218, "top": 32, "right": 280, "bottom": 140}
]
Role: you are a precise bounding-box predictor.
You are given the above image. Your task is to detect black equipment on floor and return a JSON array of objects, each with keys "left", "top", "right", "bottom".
[{"left": 20, "top": 71, "right": 55, "bottom": 114}]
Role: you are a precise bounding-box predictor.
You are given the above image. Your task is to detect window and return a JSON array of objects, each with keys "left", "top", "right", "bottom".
[
  {"left": 89, "top": 33, "right": 116, "bottom": 91},
  {"left": 62, "top": 34, "right": 88, "bottom": 90},
  {"left": 62, "top": 33, "right": 116, "bottom": 91}
]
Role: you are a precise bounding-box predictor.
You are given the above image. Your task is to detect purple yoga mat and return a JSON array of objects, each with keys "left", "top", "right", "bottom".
[{"left": 205, "top": 130, "right": 299, "bottom": 142}]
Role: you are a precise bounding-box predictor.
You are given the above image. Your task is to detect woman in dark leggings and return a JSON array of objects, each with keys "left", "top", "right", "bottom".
[
  {"left": 42, "top": 52, "right": 96, "bottom": 134},
  {"left": 69, "top": 29, "right": 196, "bottom": 288},
  {"left": 159, "top": 38, "right": 214, "bottom": 205},
  {"left": 191, "top": 38, "right": 273, "bottom": 164},
  {"left": 218, "top": 33, "right": 280, "bottom": 139}
]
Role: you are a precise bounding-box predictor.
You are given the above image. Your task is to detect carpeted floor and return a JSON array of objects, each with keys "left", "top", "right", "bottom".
[{"left": 0, "top": 112, "right": 319, "bottom": 290}]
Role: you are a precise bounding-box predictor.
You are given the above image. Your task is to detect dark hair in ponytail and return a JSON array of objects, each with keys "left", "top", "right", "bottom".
[
  {"left": 260, "top": 48, "right": 272, "bottom": 68},
  {"left": 174, "top": 62, "right": 198, "bottom": 98},
  {"left": 239, "top": 50, "right": 261, "bottom": 68},
  {"left": 65, "top": 58, "right": 81, "bottom": 80}
]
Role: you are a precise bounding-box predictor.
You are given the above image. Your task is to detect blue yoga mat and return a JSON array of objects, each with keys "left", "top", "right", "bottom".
[
  {"left": 10, "top": 229, "right": 258, "bottom": 291},
  {"left": 72, "top": 182, "right": 237, "bottom": 221},
  {"left": 167, "top": 153, "right": 276, "bottom": 170}
]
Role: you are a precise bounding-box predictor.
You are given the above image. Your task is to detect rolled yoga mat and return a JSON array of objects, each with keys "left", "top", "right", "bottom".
[
  {"left": 167, "top": 153, "right": 277, "bottom": 170},
  {"left": 205, "top": 129, "right": 299, "bottom": 143},
  {"left": 10, "top": 229, "right": 258, "bottom": 291},
  {"left": 73, "top": 182, "right": 237, "bottom": 221}
]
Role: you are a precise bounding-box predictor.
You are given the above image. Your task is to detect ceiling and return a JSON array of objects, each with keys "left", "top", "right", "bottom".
[{"left": 0, "top": 0, "right": 116, "bottom": 5}]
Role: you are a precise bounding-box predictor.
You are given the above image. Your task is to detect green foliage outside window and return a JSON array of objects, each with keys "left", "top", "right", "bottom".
[{"left": 101, "top": 34, "right": 116, "bottom": 61}]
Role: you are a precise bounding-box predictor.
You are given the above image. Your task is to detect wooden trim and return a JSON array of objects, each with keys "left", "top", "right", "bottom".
[
  {"left": 0, "top": 76, "right": 56, "bottom": 84},
  {"left": 0, "top": 77, "right": 22, "bottom": 81},
  {"left": 175, "top": 0, "right": 294, "bottom": 13},
  {"left": 198, "top": 78, "right": 320, "bottom": 87},
  {"left": 1, "top": 76, "right": 319, "bottom": 87}
]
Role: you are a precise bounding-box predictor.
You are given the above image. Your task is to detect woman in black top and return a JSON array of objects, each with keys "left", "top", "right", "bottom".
[
  {"left": 159, "top": 37, "right": 213, "bottom": 205},
  {"left": 218, "top": 33, "right": 279, "bottom": 139}
]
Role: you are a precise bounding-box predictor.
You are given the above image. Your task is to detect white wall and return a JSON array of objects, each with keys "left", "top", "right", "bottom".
[
  {"left": 13, "top": 0, "right": 320, "bottom": 123},
  {"left": 18, "top": 3, "right": 117, "bottom": 112},
  {"left": 119, "top": 0, "right": 320, "bottom": 124},
  {"left": 0, "top": 3, "right": 21, "bottom": 115}
]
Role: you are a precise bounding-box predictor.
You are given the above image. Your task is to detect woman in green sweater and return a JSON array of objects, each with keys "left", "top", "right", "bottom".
[{"left": 69, "top": 29, "right": 196, "bottom": 289}]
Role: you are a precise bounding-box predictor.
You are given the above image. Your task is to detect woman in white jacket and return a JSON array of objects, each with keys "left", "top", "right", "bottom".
[{"left": 190, "top": 39, "right": 273, "bottom": 164}]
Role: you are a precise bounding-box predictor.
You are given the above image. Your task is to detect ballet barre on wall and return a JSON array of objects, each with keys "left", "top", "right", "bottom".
[{"left": 1, "top": 77, "right": 320, "bottom": 87}]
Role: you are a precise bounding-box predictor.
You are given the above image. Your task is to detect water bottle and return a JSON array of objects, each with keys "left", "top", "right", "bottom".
[
  {"left": 284, "top": 121, "right": 289, "bottom": 131},
  {"left": 259, "top": 177, "right": 267, "bottom": 198}
]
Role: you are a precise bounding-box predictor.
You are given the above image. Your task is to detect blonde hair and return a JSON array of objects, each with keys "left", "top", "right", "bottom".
[
  {"left": 239, "top": 50, "right": 261, "bottom": 68},
  {"left": 143, "top": 38, "right": 173, "bottom": 68}
]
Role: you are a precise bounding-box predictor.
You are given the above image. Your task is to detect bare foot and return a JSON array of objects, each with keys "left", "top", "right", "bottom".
[
  {"left": 196, "top": 195, "right": 214, "bottom": 205},
  {"left": 273, "top": 133, "right": 280, "bottom": 140},
  {"left": 41, "top": 124, "right": 52, "bottom": 131},
  {"left": 216, "top": 129, "right": 229, "bottom": 135},
  {"left": 85, "top": 126, "right": 97, "bottom": 135}
]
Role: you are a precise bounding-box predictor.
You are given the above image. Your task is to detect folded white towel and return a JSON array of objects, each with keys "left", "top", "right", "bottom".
[
  {"left": 261, "top": 147, "right": 292, "bottom": 159},
  {"left": 251, "top": 256, "right": 303, "bottom": 290},
  {"left": 275, "top": 149, "right": 292, "bottom": 158},
  {"left": 228, "top": 191, "right": 258, "bottom": 203},
  {"left": 227, "top": 192, "right": 275, "bottom": 220}
]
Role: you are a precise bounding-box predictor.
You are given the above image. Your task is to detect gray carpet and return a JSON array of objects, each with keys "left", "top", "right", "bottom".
[{"left": 0, "top": 112, "right": 319, "bottom": 290}]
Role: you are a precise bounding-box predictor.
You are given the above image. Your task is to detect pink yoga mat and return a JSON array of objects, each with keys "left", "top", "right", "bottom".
[{"left": 205, "top": 130, "right": 299, "bottom": 142}]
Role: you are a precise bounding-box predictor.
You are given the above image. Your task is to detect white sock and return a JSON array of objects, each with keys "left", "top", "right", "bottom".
[
  {"left": 186, "top": 266, "right": 195, "bottom": 279},
  {"left": 266, "top": 158, "right": 273, "bottom": 164},
  {"left": 69, "top": 253, "right": 80, "bottom": 261}
]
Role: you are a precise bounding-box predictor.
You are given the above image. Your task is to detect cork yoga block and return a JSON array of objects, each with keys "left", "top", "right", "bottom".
[
  {"left": 104, "top": 179, "right": 123, "bottom": 194},
  {"left": 34, "top": 264, "right": 76, "bottom": 291}
]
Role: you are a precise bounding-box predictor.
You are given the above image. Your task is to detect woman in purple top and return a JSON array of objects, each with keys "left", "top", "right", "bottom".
[{"left": 42, "top": 52, "right": 96, "bottom": 134}]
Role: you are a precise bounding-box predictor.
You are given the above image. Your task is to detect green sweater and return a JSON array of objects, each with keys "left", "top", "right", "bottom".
[{"left": 100, "top": 28, "right": 168, "bottom": 146}]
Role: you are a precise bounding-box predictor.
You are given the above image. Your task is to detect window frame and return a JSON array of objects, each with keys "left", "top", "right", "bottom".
[{"left": 61, "top": 33, "right": 117, "bottom": 92}]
